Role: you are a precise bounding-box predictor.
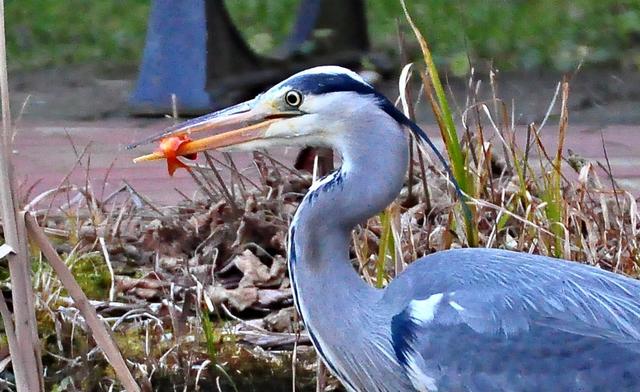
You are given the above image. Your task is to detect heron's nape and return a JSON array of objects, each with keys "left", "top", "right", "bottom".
[{"left": 131, "top": 66, "right": 640, "bottom": 392}]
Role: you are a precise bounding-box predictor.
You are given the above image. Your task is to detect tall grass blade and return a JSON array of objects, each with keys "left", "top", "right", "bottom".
[
  {"left": 201, "top": 311, "right": 218, "bottom": 365},
  {"left": 400, "top": 0, "right": 477, "bottom": 246},
  {"left": 544, "top": 78, "right": 570, "bottom": 257},
  {"left": 376, "top": 210, "right": 392, "bottom": 288}
]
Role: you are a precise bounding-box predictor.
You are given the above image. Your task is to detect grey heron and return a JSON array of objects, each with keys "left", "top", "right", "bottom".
[{"left": 132, "top": 66, "right": 640, "bottom": 391}]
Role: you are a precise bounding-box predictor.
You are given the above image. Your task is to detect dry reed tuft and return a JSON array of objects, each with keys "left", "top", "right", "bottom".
[{"left": 0, "top": 0, "right": 139, "bottom": 390}]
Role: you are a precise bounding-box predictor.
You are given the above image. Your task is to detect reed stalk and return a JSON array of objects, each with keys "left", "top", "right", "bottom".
[{"left": 0, "top": 0, "right": 44, "bottom": 389}]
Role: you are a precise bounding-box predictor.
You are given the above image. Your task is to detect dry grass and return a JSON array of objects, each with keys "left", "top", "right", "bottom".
[
  {"left": 0, "top": 0, "right": 139, "bottom": 390},
  {"left": 11, "top": 66, "right": 639, "bottom": 388},
  {"left": 5, "top": 149, "right": 319, "bottom": 390},
  {"left": 368, "top": 71, "right": 640, "bottom": 286}
]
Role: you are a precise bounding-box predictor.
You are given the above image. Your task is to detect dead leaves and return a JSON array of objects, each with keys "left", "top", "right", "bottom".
[
  {"left": 235, "top": 251, "right": 286, "bottom": 288},
  {"left": 116, "top": 273, "right": 169, "bottom": 301},
  {"left": 206, "top": 251, "right": 290, "bottom": 312}
]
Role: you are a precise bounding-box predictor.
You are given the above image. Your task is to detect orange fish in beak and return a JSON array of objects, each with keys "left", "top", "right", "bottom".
[
  {"left": 129, "top": 97, "right": 303, "bottom": 175},
  {"left": 157, "top": 135, "right": 197, "bottom": 176}
]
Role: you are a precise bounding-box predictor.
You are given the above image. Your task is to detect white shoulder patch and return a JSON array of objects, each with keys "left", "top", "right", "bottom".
[{"left": 409, "top": 293, "right": 444, "bottom": 326}]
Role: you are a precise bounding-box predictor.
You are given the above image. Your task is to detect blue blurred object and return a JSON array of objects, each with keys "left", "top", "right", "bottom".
[
  {"left": 129, "top": 0, "right": 213, "bottom": 115},
  {"left": 281, "top": 0, "right": 368, "bottom": 57},
  {"left": 130, "top": 0, "right": 370, "bottom": 116}
]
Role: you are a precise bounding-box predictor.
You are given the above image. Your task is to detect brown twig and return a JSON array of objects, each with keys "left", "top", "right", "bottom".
[
  {"left": 315, "top": 359, "right": 327, "bottom": 392},
  {"left": 203, "top": 151, "right": 240, "bottom": 215},
  {"left": 599, "top": 132, "right": 622, "bottom": 216},
  {"left": 122, "top": 180, "right": 165, "bottom": 216},
  {"left": 25, "top": 213, "right": 141, "bottom": 392},
  {"left": 42, "top": 143, "right": 92, "bottom": 222},
  {"left": 187, "top": 163, "right": 219, "bottom": 201},
  {"left": 555, "top": 77, "right": 569, "bottom": 172},
  {"left": 490, "top": 70, "right": 513, "bottom": 174}
]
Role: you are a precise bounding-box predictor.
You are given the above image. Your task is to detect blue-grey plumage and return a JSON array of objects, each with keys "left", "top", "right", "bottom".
[
  {"left": 386, "top": 249, "right": 640, "bottom": 391},
  {"left": 136, "top": 66, "right": 640, "bottom": 391}
]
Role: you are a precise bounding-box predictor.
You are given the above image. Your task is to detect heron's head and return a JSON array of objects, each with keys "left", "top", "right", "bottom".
[
  {"left": 129, "top": 65, "right": 466, "bottom": 212},
  {"left": 130, "top": 66, "right": 411, "bottom": 168}
]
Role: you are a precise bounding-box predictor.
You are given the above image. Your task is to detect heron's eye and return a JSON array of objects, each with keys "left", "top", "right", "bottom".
[{"left": 284, "top": 90, "right": 303, "bottom": 107}]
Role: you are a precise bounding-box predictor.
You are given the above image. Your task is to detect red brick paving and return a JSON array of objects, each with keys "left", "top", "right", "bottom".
[
  {"left": 13, "top": 119, "right": 196, "bottom": 206},
  {"left": 11, "top": 119, "right": 640, "bottom": 208},
  {"left": 512, "top": 124, "right": 640, "bottom": 193}
]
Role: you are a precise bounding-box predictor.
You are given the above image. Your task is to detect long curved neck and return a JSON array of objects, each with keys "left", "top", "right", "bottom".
[
  {"left": 289, "top": 116, "right": 408, "bottom": 301},
  {"left": 287, "top": 111, "right": 409, "bottom": 388}
]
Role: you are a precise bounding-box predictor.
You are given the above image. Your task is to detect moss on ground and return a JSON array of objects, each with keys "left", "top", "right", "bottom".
[{"left": 67, "top": 253, "right": 111, "bottom": 300}]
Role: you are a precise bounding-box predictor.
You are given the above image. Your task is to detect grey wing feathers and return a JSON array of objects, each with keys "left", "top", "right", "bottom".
[
  {"left": 447, "top": 270, "right": 640, "bottom": 344},
  {"left": 389, "top": 248, "right": 640, "bottom": 341},
  {"left": 388, "top": 248, "right": 640, "bottom": 391}
]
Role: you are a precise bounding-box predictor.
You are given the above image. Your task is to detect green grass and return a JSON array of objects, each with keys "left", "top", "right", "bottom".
[
  {"left": 6, "top": 0, "right": 149, "bottom": 70},
  {"left": 67, "top": 253, "right": 111, "bottom": 300},
  {"left": 376, "top": 209, "right": 395, "bottom": 288},
  {"left": 5, "top": 1, "right": 640, "bottom": 72},
  {"left": 402, "top": 1, "right": 478, "bottom": 245}
]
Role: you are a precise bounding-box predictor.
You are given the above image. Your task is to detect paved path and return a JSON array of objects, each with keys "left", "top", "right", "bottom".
[
  {"left": 11, "top": 119, "right": 640, "bottom": 208},
  {"left": 13, "top": 118, "right": 196, "bottom": 207}
]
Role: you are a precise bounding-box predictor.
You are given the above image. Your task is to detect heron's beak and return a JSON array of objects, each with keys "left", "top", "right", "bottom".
[{"left": 129, "top": 99, "right": 299, "bottom": 175}]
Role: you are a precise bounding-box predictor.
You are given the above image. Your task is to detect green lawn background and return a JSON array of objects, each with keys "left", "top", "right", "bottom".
[{"left": 6, "top": 0, "right": 640, "bottom": 72}]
